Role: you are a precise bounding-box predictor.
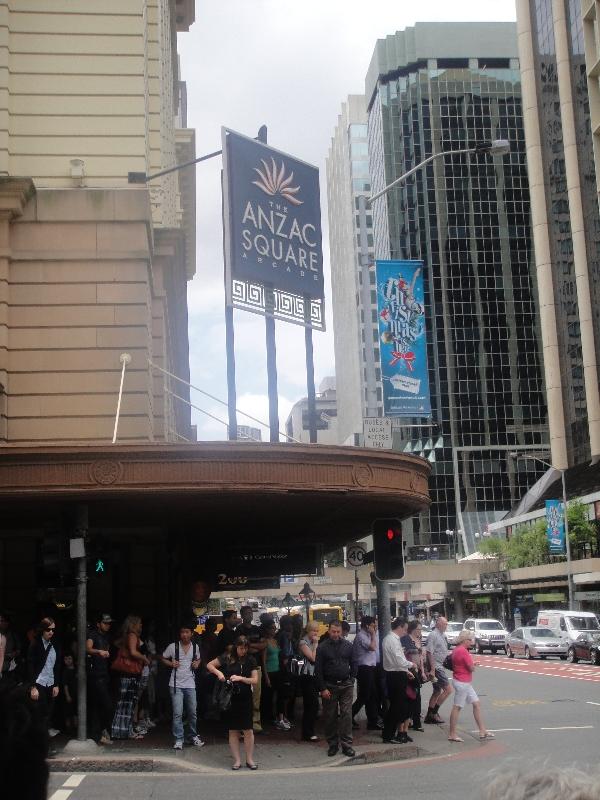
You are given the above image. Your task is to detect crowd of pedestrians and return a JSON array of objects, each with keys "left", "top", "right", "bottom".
[{"left": 0, "top": 606, "right": 495, "bottom": 769}]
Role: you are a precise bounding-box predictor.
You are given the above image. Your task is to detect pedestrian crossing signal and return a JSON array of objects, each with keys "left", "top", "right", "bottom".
[{"left": 373, "top": 518, "right": 404, "bottom": 580}]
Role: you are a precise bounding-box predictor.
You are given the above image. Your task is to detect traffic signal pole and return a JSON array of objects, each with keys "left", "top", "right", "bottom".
[{"left": 376, "top": 579, "right": 391, "bottom": 644}]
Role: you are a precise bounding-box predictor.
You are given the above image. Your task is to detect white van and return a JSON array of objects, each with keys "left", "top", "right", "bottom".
[{"left": 536, "top": 610, "right": 600, "bottom": 644}]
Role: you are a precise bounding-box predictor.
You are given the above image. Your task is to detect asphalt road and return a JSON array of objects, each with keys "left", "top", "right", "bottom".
[{"left": 48, "top": 653, "right": 600, "bottom": 800}]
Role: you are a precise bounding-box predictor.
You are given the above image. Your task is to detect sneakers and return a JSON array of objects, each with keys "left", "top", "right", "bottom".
[
  {"left": 145, "top": 719, "right": 157, "bottom": 730},
  {"left": 48, "top": 728, "right": 60, "bottom": 738},
  {"left": 274, "top": 719, "right": 291, "bottom": 731},
  {"left": 190, "top": 736, "right": 205, "bottom": 747},
  {"left": 174, "top": 740, "right": 183, "bottom": 750}
]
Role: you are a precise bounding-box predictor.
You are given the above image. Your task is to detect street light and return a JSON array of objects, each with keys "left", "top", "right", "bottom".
[
  {"left": 510, "top": 452, "right": 574, "bottom": 609},
  {"left": 298, "top": 581, "right": 316, "bottom": 624},
  {"left": 281, "top": 591, "right": 295, "bottom": 613},
  {"left": 445, "top": 528, "right": 455, "bottom": 560},
  {"left": 358, "top": 138, "right": 511, "bottom": 635}
]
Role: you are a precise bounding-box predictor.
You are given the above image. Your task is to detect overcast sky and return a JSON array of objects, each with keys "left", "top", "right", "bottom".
[{"left": 178, "top": 0, "right": 517, "bottom": 441}]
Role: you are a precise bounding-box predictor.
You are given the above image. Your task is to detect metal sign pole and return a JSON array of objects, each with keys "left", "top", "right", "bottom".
[
  {"left": 265, "top": 286, "right": 280, "bottom": 443},
  {"left": 304, "top": 294, "right": 317, "bottom": 444}
]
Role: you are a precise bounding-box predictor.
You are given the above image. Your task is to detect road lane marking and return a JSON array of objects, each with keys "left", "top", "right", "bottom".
[
  {"left": 48, "top": 791, "right": 72, "bottom": 800},
  {"left": 492, "top": 699, "right": 545, "bottom": 707},
  {"left": 63, "top": 775, "right": 85, "bottom": 788},
  {"left": 540, "top": 725, "right": 594, "bottom": 730},
  {"left": 586, "top": 701, "right": 600, "bottom": 706},
  {"left": 470, "top": 728, "right": 523, "bottom": 733}
]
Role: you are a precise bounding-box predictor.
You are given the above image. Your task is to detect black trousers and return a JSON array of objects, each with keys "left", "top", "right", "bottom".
[
  {"left": 382, "top": 671, "right": 410, "bottom": 741},
  {"left": 352, "top": 664, "right": 378, "bottom": 725},
  {"left": 411, "top": 682, "right": 422, "bottom": 728},
  {"left": 88, "top": 675, "right": 113, "bottom": 741},
  {"left": 35, "top": 683, "right": 55, "bottom": 731},
  {"left": 300, "top": 674, "right": 319, "bottom": 739}
]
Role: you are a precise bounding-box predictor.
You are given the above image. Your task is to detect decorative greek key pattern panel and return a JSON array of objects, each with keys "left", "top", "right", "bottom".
[{"left": 231, "top": 279, "right": 325, "bottom": 330}]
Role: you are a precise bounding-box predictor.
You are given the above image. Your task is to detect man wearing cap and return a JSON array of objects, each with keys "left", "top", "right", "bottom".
[{"left": 86, "top": 613, "right": 114, "bottom": 744}]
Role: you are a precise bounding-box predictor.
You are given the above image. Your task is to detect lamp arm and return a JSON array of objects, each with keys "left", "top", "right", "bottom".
[{"left": 368, "top": 147, "right": 474, "bottom": 205}]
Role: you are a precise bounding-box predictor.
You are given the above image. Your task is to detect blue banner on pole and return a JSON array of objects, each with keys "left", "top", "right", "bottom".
[
  {"left": 222, "top": 128, "right": 324, "bottom": 300},
  {"left": 545, "top": 499, "right": 566, "bottom": 555},
  {"left": 375, "top": 259, "right": 431, "bottom": 417}
]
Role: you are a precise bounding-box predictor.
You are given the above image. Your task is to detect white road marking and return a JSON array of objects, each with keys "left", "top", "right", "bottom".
[
  {"left": 48, "top": 791, "right": 73, "bottom": 800},
  {"left": 586, "top": 701, "right": 600, "bottom": 706},
  {"left": 540, "top": 725, "right": 594, "bottom": 730},
  {"left": 62, "top": 775, "right": 86, "bottom": 788}
]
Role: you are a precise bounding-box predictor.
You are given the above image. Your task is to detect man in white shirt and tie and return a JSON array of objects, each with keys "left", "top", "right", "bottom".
[{"left": 381, "top": 617, "right": 416, "bottom": 743}]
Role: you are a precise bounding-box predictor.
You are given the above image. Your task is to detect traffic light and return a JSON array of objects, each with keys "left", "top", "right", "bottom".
[{"left": 372, "top": 518, "right": 404, "bottom": 580}]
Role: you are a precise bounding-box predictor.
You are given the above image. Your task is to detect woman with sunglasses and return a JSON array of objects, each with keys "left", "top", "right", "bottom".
[
  {"left": 27, "top": 617, "right": 62, "bottom": 738},
  {"left": 207, "top": 635, "right": 259, "bottom": 770}
]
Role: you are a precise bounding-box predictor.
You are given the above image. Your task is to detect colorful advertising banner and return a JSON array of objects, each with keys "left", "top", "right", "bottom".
[
  {"left": 222, "top": 127, "right": 324, "bottom": 301},
  {"left": 375, "top": 259, "right": 431, "bottom": 417},
  {"left": 545, "top": 499, "right": 566, "bottom": 555}
]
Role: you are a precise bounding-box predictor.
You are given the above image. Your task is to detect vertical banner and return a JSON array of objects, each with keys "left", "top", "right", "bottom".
[
  {"left": 545, "top": 499, "right": 566, "bottom": 555},
  {"left": 375, "top": 259, "right": 431, "bottom": 417}
]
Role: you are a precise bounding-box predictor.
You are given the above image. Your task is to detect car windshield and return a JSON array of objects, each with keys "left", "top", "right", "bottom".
[
  {"left": 528, "top": 628, "right": 556, "bottom": 638},
  {"left": 570, "top": 617, "right": 600, "bottom": 631},
  {"left": 478, "top": 621, "right": 504, "bottom": 631},
  {"left": 447, "top": 623, "right": 463, "bottom": 631}
]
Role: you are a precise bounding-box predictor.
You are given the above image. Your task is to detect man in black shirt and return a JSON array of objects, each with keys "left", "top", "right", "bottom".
[
  {"left": 85, "top": 612, "right": 113, "bottom": 744},
  {"left": 235, "top": 606, "right": 266, "bottom": 733},
  {"left": 315, "top": 620, "right": 357, "bottom": 757},
  {"left": 215, "top": 609, "right": 239, "bottom": 655}
]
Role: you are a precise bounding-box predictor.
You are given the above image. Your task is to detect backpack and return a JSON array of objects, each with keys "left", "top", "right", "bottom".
[{"left": 172, "top": 640, "right": 198, "bottom": 691}]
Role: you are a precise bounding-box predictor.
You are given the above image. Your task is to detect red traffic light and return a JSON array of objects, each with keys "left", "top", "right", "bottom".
[{"left": 387, "top": 529, "right": 395, "bottom": 541}]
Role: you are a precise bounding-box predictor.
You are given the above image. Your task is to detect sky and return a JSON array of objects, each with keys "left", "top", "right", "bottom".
[{"left": 178, "top": 0, "right": 517, "bottom": 441}]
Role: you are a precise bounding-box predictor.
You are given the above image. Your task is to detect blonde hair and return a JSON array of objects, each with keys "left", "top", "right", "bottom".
[
  {"left": 116, "top": 615, "right": 142, "bottom": 648},
  {"left": 302, "top": 622, "right": 319, "bottom": 637},
  {"left": 457, "top": 630, "right": 474, "bottom": 645}
]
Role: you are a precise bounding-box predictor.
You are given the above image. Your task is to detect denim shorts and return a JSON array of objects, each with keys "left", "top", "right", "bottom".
[{"left": 432, "top": 667, "right": 449, "bottom": 692}]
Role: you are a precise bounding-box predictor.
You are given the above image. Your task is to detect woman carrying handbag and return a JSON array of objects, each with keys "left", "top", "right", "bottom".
[{"left": 110, "top": 615, "right": 149, "bottom": 740}]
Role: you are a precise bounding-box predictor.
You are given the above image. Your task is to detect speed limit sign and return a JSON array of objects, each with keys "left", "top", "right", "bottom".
[{"left": 346, "top": 542, "right": 367, "bottom": 569}]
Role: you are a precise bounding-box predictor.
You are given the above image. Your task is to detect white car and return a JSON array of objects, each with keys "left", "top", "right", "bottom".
[
  {"left": 463, "top": 618, "right": 508, "bottom": 654},
  {"left": 445, "top": 621, "right": 465, "bottom": 647}
]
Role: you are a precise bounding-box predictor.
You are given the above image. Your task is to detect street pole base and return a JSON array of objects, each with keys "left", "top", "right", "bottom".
[{"left": 62, "top": 738, "right": 101, "bottom": 755}]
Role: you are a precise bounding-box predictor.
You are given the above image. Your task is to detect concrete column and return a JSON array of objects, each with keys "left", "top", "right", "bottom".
[
  {"left": 553, "top": 0, "right": 600, "bottom": 461},
  {"left": 516, "top": 0, "right": 569, "bottom": 469},
  {"left": 452, "top": 591, "right": 465, "bottom": 621}
]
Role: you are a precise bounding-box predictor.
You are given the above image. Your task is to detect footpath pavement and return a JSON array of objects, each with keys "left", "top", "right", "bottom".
[{"left": 49, "top": 717, "right": 487, "bottom": 773}]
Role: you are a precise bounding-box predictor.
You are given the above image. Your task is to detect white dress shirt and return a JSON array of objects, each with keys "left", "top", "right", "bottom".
[{"left": 382, "top": 631, "right": 413, "bottom": 672}]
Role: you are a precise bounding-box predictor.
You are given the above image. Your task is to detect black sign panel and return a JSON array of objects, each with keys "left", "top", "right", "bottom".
[
  {"left": 224, "top": 545, "right": 317, "bottom": 578},
  {"left": 213, "top": 573, "right": 281, "bottom": 591}
]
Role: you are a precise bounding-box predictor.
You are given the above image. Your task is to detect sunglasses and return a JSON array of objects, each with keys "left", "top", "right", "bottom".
[{"left": 45, "top": 627, "right": 56, "bottom": 632}]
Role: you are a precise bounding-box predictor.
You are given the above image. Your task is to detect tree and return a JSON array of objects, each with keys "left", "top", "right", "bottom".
[{"left": 567, "top": 500, "right": 596, "bottom": 547}]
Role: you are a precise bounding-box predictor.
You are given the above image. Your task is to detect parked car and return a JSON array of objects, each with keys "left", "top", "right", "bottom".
[
  {"left": 506, "top": 627, "right": 568, "bottom": 660},
  {"left": 566, "top": 632, "right": 600, "bottom": 664},
  {"left": 536, "top": 609, "right": 600, "bottom": 645},
  {"left": 463, "top": 618, "right": 508, "bottom": 654},
  {"left": 445, "top": 621, "right": 465, "bottom": 647}
]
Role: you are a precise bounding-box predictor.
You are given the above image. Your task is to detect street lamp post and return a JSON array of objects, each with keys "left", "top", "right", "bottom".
[
  {"left": 510, "top": 452, "right": 574, "bottom": 609},
  {"left": 445, "top": 528, "right": 455, "bottom": 560},
  {"left": 359, "top": 138, "right": 510, "bottom": 636},
  {"left": 299, "top": 581, "right": 316, "bottom": 625},
  {"left": 281, "top": 592, "right": 295, "bottom": 614}
]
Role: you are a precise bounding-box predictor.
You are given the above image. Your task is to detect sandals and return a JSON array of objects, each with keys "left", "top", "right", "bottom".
[
  {"left": 480, "top": 732, "right": 495, "bottom": 740},
  {"left": 232, "top": 764, "right": 241, "bottom": 771},
  {"left": 448, "top": 736, "right": 463, "bottom": 742}
]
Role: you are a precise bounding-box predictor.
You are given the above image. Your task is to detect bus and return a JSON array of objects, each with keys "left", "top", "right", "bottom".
[{"left": 308, "top": 604, "right": 343, "bottom": 638}]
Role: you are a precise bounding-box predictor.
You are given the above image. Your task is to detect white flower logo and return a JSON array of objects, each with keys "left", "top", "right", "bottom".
[{"left": 252, "top": 158, "right": 303, "bottom": 206}]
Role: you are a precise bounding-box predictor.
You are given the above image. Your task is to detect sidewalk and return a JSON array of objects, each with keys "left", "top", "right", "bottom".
[{"left": 49, "top": 718, "right": 485, "bottom": 773}]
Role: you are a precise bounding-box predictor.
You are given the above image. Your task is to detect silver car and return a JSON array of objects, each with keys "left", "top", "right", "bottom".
[{"left": 506, "top": 626, "right": 568, "bottom": 660}]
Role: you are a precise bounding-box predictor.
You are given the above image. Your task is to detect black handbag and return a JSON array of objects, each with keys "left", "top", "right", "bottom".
[
  {"left": 207, "top": 678, "right": 235, "bottom": 718},
  {"left": 443, "top": 653, "right": 453, "bottom": 670}
]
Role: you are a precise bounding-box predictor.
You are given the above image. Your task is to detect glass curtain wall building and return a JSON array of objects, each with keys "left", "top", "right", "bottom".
[
  {"left": 517, "top": 0, "right": 600, "bottom": 469},
  {"left": 366, "top": 23, "right": 549, "bottom": 552}
]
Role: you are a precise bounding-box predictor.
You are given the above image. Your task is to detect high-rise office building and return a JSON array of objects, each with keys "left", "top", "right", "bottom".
[
  {"left": 326, "top": 96, "right": 374, "bottom": 445},
  {"left": 516, "top": 0, "right": 600, "bottom": 470},
  {"left": 361, "top": 23, "right": 549, "bottom": 551}
]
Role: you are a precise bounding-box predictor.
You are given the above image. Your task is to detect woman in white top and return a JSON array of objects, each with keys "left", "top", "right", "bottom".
[{"left": 298, "top": 622, "right": 320, "bottom": 742}]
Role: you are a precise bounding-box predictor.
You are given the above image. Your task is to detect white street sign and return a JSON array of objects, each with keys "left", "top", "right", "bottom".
[
  {"left": 346, "top": 542, "right": 367, "bottom": 568},
  {"left": 363, "top": 417, "right": 392, "bottom": 449}
]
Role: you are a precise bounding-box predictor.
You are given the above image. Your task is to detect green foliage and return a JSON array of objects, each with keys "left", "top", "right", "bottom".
[
  {"left": 477, "top": 537, "right": 506, "bottom": 558},
  {"left": 325, "top": 547, "right": 344, "bottom": 567},
  {"left": 567, "top": 500, "right": 595, "bottom": 546}
]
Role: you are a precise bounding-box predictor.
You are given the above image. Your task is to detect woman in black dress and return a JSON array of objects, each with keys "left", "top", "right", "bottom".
[{"left": 207, "top": 635, "right": 259, "bottom": 770}]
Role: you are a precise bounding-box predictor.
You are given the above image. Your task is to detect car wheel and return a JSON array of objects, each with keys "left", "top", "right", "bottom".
[
  {"left": 540, "top": 655, "right": 547, "bottom": 660},
  {"left": 476, "top": 640, "right": 484, "bottom": 655},
  {"left": 560, "top": 654, "right": 567, "bottom": 660},
  {"left": 507, "top": 645, "right": 514, "bottom": 659},
  {"left": 491, "top": 647, "right": 497, "bottom": 654},
  {"left": 525, "top": 646, "right": 533, "bottom": 660},
  {"left": 594, "top": 649, "right": 600, "bottom": 666},
  {"left": 567, "top": 647, "right": 578, "bottom": 663}
]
